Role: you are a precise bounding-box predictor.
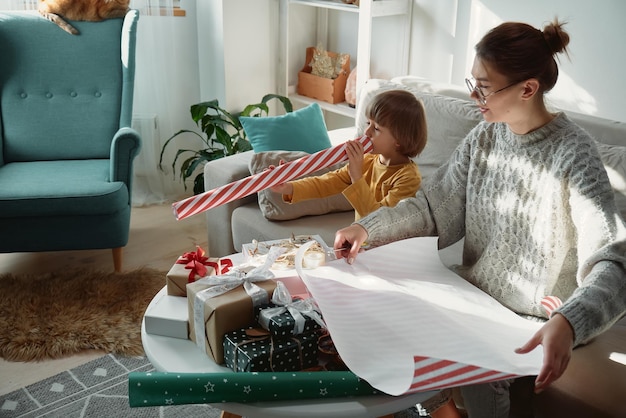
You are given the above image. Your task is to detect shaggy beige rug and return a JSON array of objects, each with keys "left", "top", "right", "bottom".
[{"left": 0, "top": 268, "right": 167, "bottom": 362}]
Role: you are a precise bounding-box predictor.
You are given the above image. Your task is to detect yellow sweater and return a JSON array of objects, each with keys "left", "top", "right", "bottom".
[{"left": 286, "top": 154, "right": 421, "bottom": 220}]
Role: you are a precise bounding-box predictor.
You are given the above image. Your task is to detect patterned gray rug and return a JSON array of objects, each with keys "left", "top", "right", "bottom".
[{"left": 0, "top": 353, "right": 222, "bottom": 417}]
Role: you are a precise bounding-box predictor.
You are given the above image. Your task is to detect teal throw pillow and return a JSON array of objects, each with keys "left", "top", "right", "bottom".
[{"left": 241, "top": 103, "right": 331, "bottom": 154}]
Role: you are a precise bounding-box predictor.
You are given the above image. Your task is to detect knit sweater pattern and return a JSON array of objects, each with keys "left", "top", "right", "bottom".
[{"left": 358, "top": 113, "right": 626, "bottom": 346}]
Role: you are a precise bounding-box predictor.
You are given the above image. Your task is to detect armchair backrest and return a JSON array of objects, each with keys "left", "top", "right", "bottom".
[{"left": 0, "top": 10, "right": 138, "bottom": 164}]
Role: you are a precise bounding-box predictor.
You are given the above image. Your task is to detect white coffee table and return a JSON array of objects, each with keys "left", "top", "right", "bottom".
[{"left": 141, "top": 254, "right": 437, "bottom": 418}]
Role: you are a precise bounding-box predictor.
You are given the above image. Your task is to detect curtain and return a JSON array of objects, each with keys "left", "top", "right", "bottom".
[{"left": 0, "top": 0, "right": 202, "bottom": 206}]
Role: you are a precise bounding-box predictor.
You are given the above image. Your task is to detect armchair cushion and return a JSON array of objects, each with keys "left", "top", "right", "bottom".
[
  {"left": 241, "top": 103, "right": 331, "bottom": 154},
  {"left": 249, "top": 150, "right": 352, "bottom": 220},
  {"left": 0, "top": 160, "right": 128, "bottom": 217}
]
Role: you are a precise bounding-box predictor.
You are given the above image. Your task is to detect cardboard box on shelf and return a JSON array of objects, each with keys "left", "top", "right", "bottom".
[{"left": 297, "top": 47, "right": 350, "bottom": 104}]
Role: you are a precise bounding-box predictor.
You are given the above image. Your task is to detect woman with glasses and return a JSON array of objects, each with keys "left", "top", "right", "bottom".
[{"left": 333, "top": 18, "right": 626, "bottom": 417}]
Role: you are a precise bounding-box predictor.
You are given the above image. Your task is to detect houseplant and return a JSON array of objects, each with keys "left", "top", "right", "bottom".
[{"left": 159, "top": 94, "right": 293, "bottom": 195}]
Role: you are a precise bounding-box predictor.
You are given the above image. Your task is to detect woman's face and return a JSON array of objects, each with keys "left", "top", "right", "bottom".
[{"left": 469, "top": 58, "right": 524, "bottom": 124}]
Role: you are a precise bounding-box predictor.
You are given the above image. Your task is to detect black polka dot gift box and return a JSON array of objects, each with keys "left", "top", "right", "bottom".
[
  {"left": 256, "top": 280, "right": 327, "bottom": 337},
  {"left": 223, "top": 327, "right": 320, "bottom": 372}
]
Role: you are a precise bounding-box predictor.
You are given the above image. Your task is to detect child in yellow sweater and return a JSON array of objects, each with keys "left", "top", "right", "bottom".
[{"left": 271, "top": 90, "right": 428, "bottom": 220}]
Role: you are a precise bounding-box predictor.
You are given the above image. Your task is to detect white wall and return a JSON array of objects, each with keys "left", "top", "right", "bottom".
[
  {"left": 137, "top": 0, "right": 626, "bottom": 140},
  {"left": 197, "top": 0, "right": 277, "bottom": 113},
  {"left": 409, "top": 0, "right": 626, "bottom": 122}
]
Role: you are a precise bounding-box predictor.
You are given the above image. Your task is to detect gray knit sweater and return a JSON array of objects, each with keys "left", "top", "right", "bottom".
[{"left": 358, "top": 112, "right": 626, "bottom": 346}]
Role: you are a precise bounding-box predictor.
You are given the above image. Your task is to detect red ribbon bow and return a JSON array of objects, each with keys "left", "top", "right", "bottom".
[
  {"left": 177, "top": 246, "right": 210, "bottom": 282},
  {"left": 177, "top": 246, "right": 234, "bottom": 282},
  {"left": 208, "top": 258, "right": 233, "bottom": 275}
]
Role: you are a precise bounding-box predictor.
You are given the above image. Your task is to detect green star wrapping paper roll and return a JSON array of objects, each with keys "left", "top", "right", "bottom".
[{"left": 128, "top": 370, "right": 381, "bottom": 407}]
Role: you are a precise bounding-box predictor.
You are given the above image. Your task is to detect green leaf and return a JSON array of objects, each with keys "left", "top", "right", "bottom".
[
  {"left": 159, "top": 129, "right": 204, "bottom": 168},
  {"left": 161, "top": 93, "right": 292, "bottom": 195},
  {"left": 240, "top": 103, "right": 269, "bottom": 117},
  {"left": 193, "top": 173, "right": 205, "bottom": 195},
  {"left": 262, "top": 94, "right": 294, "bottom": 113}
]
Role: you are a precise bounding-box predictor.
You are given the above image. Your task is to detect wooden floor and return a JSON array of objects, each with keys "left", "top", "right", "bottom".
[{"left": 0, "top": 202, "right": 208, "bottom": 396}]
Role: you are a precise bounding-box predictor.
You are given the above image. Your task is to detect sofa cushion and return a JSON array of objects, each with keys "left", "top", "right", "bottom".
[
  {"left": 241, "top": 103, "right": 331, "bottom": 154},
  {"left": 249, "top": 150, "right": 353, "bottom": 220},
  {"left": 231, "top": 201, "right": 354, "bottom": 252}
]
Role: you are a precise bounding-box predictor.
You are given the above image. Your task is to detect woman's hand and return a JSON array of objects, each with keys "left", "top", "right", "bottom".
[
  {"left": 515, "top": 313, "right": 575, "bottom": 393},
  {"left": 345, "top": 140, "right": 365, "bottom": 184},
  {"left": 333, "top": 224, "right": 368, "bottom": 264}
]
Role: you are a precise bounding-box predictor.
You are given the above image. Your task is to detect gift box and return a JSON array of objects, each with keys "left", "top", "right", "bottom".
[
  {"left": 297, "top": 46, "right": 350, "bottom": 104},
  {"left": 166, "top": 246, "right": 233, "bottom": 297},
  {"left": 144, "top": 293, "right": 189, "bottom": 339},
  {"left": 257, "top": 280, "right": 326, "bottom": 337},
  {"left": 223, "top": 327, "right": 320, "bottom": 372},
  {"left": 187, "top": 251, "right": 284, "bottom": 364},
  {"left": 242, "top": 235, "right": 330, "bottom": 271}
]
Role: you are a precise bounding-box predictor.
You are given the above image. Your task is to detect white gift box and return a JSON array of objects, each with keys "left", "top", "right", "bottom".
[{"left": 144, "top": 293, "right": 189, "bottom": 339}]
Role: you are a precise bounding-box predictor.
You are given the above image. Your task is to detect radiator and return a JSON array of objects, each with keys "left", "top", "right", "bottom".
[{"left": 131, "top": 114, "right": 160, "bottom": 177}]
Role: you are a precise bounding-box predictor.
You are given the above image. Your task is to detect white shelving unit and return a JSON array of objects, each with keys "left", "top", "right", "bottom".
[{"left": 278, "top": 0, "right": 412, "bottom": 120}]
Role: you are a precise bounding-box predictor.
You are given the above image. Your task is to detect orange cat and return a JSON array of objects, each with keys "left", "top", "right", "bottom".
[{"left": 38, "top": 0, "right": 130, "bottom": 35}]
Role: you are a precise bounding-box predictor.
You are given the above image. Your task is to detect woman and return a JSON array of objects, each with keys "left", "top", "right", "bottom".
[{"left": 334, "top": 19, "right": 626, "bottom": 417}]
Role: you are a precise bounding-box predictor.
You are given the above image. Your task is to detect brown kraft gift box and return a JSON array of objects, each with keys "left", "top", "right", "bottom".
[
  {"left": 187, "top": 279, "right": 277, "bottom": 364},
  {"left": 166, "top": 248, "right": 233, "bottom": 297}
]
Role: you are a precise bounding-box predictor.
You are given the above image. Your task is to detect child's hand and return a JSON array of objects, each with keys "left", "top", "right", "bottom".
[
  {"left": 345, "top": 140, "right": 364, "bottom": 184},
  {"left": 270, "top": 182, "right": 293, "bottom": 195},
  {"left": 264, "top": 160, "right": 293, "bottom": 195}
]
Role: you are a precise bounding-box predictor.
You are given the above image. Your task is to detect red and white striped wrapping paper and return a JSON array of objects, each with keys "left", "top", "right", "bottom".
[
  {"left": 295, "top": 237, "right": 544, "bottom": 396},
  {"left": 172, "top": 136, "right": 373, "bottom": 220}
]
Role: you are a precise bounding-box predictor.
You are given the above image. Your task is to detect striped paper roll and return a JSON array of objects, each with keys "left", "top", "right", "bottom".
[{"left": 172, "top": 136, "right": 373, "bottom": 220}]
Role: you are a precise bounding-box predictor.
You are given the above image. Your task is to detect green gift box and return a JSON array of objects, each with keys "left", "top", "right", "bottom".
[{"left": 223, "top": 327, "right": 319, "bottom": 372}]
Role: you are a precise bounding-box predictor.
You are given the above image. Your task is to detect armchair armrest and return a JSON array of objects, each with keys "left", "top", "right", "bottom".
[
  {"left": 110, "top": 127, "right": 141, "bottom": 187},
  {"left": 204, "top": 150, "right": 256, "bottom": 257}
]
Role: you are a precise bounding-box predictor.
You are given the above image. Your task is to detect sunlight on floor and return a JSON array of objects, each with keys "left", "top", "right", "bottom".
[{"left": 609, "top": 352, "right": 626, "bottom": 366}]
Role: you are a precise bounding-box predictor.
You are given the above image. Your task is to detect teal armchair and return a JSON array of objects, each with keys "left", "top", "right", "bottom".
[{"left": 0, "top": 10, "right": 141, "bottom": 271}]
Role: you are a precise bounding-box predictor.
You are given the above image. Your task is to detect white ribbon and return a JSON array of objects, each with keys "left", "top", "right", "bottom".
[
  {"left": 193, "top": 246, "right": 285, "bottom": 353},
  {"left": 258, "top": 280, "right": 326, "bottom": 335}
]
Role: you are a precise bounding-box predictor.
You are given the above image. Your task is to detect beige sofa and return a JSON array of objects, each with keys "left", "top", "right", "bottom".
[
  {"left": 204, "top": 76, "right": 626, "bottom": 258},
  {"left": 204, "top": 76, "right": 626, "bottom": 417}
]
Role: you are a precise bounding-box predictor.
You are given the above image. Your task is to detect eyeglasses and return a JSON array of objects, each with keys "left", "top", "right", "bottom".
[{"left": 465, "top": 77, "right": 520, "bottom": 106}]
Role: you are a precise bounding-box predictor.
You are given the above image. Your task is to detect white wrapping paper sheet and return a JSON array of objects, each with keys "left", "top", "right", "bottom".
[{"left": 295, "top": 237, "right": 544, "bottom": 396}]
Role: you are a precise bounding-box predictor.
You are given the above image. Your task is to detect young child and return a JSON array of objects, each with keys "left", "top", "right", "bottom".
[{"left": 271, "top": 89, "right": 428, "bottom": 220}]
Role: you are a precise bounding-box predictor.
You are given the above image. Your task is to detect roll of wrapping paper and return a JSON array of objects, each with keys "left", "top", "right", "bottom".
[
  {"left": 128, "top": 370, "right": 381, "bottom": 407},
  {"left": 172, "top": 136, "right": 373, "bottom": 220}
]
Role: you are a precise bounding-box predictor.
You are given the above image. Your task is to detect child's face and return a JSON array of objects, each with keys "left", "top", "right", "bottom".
[{"left": 364, "top": 119, "right": 400, "bottom": 157}]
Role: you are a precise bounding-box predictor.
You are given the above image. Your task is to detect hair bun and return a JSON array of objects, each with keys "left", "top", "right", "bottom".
[{"left": 542, "top": 19, "right": 570, "bottom": 55}]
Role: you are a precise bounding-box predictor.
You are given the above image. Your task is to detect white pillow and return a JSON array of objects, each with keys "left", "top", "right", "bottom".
[
  {"left": 249, "top": 151, "right": 353, "bottom": 221},
  {"left": 355, "top": 78, "right": 482, "bottom": 175}
]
